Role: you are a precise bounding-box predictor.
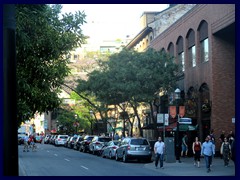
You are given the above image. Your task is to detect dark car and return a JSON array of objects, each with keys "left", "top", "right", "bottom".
[
  {"left": 89, "top": 136, "right": 112, "bottom": 155},
  {"left": 67, "top": 136, "right": 78, "bottom": 149},
  {"left": 79, "top": 135, "right": 94, "bottom": 153},
  {"left": 73, "top": 136, "right": 83, "bottom": 150},
  {"left": 115, "top": 137, "right": 152, "bottom": 163}
]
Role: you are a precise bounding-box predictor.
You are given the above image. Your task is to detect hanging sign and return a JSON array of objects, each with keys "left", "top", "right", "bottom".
[
  {"left": 169, "top": 106, "right": 176, "bottom": 118},
  {"left": 179, "top": 106, "right": 185, "bottom": 118}
]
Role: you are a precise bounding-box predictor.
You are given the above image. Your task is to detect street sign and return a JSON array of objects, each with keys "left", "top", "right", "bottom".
[{"left": 179, "top": 118, "right": 192, "bottom": 124}]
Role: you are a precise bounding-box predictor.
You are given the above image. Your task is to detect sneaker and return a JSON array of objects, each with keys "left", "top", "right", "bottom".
[
  {"left": 160, "top": 167, "right": 164, "bottom": 169},
  {"left": 194, "top": 162, "right": 196, "bottom": 166},
  {"left": 23, "top": 150, "right": 25, "bottom": 152},
  {"left": 178, "top": 160, "right": 182, "bottom": 163},
  {"left": 207, "top": 169, "right": 210, "bottom": 173}
]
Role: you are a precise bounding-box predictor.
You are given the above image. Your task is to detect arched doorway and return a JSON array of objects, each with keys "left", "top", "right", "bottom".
[{"left": 199, "top": 83, "right": 211, "bottom": 141}]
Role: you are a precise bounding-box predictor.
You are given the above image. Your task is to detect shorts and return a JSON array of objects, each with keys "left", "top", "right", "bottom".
[{"left": 182, "top": 144, "right": 188, "bottom": 152}]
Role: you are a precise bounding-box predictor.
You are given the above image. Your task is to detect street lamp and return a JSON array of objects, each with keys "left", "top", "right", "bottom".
[
  {"left": 175, "top": 88, "right": 181, "bottom": 163},
  {"left": 89, "top": 110, "right": 94, "bottom": 135},
  {"left": 74, "top": 114, "right": 78, "bottom": 134}
]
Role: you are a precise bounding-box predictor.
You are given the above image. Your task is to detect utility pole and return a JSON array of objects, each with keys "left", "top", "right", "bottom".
[{"left": 3, "top": 4, "right": 18, "bottom": 176}]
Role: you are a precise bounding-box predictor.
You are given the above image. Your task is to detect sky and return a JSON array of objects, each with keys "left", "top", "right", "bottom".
[{"left": 61, "top": 4, "right": 169, "bottom": 44}]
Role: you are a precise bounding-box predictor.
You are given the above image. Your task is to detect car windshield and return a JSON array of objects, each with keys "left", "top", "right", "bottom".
[
  {"left": 131, "top": 139, "right": 149, "bottom": 145},
  {"left": 60, "top": 136, "right": 68, "bottom": 139},
  {"left": 99, "top": 138, "right": 111, "bottom": 142},
  {"left": 113, "top": 141, "right": 120, "bottom": 145}
]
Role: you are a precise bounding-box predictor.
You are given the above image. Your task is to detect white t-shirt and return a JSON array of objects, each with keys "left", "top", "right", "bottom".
[{"left": 154, "top": 141, "right": 165, "bottom": 154}]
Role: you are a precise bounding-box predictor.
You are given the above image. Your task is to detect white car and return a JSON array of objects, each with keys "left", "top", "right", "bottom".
[{"left": 55, "top": 135, "right": 69, "bottom": 146}]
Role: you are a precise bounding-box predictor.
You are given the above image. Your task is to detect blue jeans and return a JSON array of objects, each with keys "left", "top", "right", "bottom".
[
  {"left": 155, "top": 153, "right": 164, "bottom": 168},
  {"left": 204, "top": 155, "right": 212, "bottom": 170}
]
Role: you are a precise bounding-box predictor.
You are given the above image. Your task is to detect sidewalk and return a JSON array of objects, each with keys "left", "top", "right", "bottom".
[{"left": 145, "top": 156, "right": 235, "bottom": 176}]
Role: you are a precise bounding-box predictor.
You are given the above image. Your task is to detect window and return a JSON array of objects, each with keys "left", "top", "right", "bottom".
[
  {"left": 177, "top": 36, "right": 185, "bottom": 71},
  {"left": 189, "top": 46, "right": 196, "bottom": 67},
  {"left": 200, "top": 39, "right": 209, "bottom": 62},
  {"left": 187, "top": 29, "right": 196, "bottom": 67},
  {"left": 168, "top": 42, "right": 174, "bottom": 57},
  {"left": 178, "top": 52, "right": 185, "bottom": 71},
  {"left": 198, "top": 21, "right": 209, "bottom": 62}
]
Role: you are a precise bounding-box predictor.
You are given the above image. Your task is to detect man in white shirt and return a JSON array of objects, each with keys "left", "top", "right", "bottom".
[{"left": 154, "top": 137, "right": 165, "bottom": 169}]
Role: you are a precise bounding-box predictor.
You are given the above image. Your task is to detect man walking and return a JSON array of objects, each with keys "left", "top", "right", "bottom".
[
  {"left": 154, "top": 137, "right": 165, "bottom": 169},
  {"left": 23, "top": 134, "right": 29, "bottom": 152},
  {"left": 201, "top": 136, "right": 215, "bottom": 173}
]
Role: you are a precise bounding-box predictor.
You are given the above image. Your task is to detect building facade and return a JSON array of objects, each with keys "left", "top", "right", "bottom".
[{"left": 127, "top": 4, "right": 235, "bottom": 151}]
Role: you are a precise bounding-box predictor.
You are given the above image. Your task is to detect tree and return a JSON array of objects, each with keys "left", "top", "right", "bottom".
[
  {"left": 16, "top": 4, "right": 87, "bottom": 126},
  {"left": 76, "top": 48, "right": 180, "bottom": 137}
]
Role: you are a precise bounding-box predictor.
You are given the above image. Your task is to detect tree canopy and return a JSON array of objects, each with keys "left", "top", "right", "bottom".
[{"left": 16, "top": 4, "right": 87, "bottom": 126}]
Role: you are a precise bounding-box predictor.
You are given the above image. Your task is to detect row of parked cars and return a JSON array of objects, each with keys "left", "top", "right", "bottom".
[{"left": 44, "top": 134, "right": 153, "bottom": 163}]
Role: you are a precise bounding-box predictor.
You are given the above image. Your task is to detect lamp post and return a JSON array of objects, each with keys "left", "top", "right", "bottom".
[
  {"left": 89, "top": 110, "right": 94, "bottom": 135},
  {"left": 74, "top": 114, "right": 78, "bottom": 134},
  {"left": 175, "top": 88, "right": 181, "bottom": 163},
  {"left": 121, "top": 102, "right": 127, "bottom": 138}
]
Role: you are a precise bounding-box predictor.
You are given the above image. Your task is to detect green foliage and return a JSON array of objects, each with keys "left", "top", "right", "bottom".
[
  {"left": 77, "top": 48, "right": 179, "bottom": 106},
  {"left": 16, "top": 4, "right": 87, "bottom": 126}
]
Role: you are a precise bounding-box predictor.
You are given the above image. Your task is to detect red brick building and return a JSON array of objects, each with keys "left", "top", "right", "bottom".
[{"left": 148, "top": 4, "right": 235, "bottom": 149}]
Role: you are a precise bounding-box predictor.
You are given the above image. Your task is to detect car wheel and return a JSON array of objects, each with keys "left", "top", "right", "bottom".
[
  {"left": 123, "top": 152, "right": 128, "bottom": 163},
  {"left": 109, "top": 151, "right": 112, "bottom": 159},
  {"left": 115, "top": 152, "right": 119, "bottom": 161}
]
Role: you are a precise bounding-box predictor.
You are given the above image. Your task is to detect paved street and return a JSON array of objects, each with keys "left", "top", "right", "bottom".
[{"left": 19, "top": 143, "right": 235, "bottom": 176}]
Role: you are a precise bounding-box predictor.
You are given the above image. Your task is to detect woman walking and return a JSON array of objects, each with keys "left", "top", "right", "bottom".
[
  {"left": 192, "top": 137, "right": 201, "bottom": 167},
  {"left": 220, "top": 137, "right": 231, "bottom": 167}
]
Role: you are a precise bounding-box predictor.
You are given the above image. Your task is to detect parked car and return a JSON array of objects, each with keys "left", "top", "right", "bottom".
[
  {"left": 115, "top": 137, "right": 152, "bottom": 163},
  {"left": 18, "top": 132, "right": 26, "bottom": 145},
  {"left": 44, "top": 135, "right": 51, "bottom": 144},
  {"left": 55, "top": 135, "right": 69, "bottom": 146},
  {"left": 101, "top": 140, "right": 121, "bottom": 159},
  {"left": 50, "top": 135, "right": 58, "bottom": 145},
  {"left": 89, "top": 136, "right": 112, "bottom": 155},
  {"left": 79, "top": 135, "right": 94, "bottom": 153},
  {"left": 64, "top": 136, "right": 71, "bottom": 147},
  {"left": 67, "top": 136, "right": 78, "bottom": 149},
  {"left": 35, "top": 135, "right": 43, "bottom": 143},
  {"left": 73, "top": 135, "right": 83, "bottom": 150}
]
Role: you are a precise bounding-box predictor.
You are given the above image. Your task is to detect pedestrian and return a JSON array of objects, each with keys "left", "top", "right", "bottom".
[
  {"left": 218, "top": 130, "right": 225, "bottom": 159},
  {"left": 220, "top": 137, "right": 231, "bottom": 167},
  {"left": 181, "top": 134, "right": 188, "bottom": 157},
  {"left": 192, "top": 137, "right": 201, "bottom": 167},
  {"left": 209, "top": 129, "right": 215, "bottom": 144},
  {"left": 23, "top": 133, "right": 29, "bottom": 152},
  {"left": 154, "top": 137, "right": 165, "bottom": 169},
  {"left": 201, "top": 136, "right": 215, "bottom": 173},
  {"left": 231, "top": 138, "right": 235, "bottom": 165},
  {"left": 114, "top": 133, "right": 120, "bottom": 140},
  {"left": 227, "top": 130, "right": 234, "bottom": 146},
  {"left": 207, "top": 135, "right": 215, "bottom": 166}
]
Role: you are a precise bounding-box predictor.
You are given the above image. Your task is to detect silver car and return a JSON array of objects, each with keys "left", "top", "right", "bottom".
[
  {"left": 115, "top": 137, "right": 152, "bottom": 163},
  {"left": 101, "top": 140, "right": 120, "bottom": 159},
  {"left": 55, "top": 135, "right": 69, "bottom": 146}
]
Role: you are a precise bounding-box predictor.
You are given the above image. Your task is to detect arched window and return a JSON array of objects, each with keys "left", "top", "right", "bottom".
[
  {"left": 187, "top": 29, "right": 196, "bottom": 67},
  {"left": 177, "top": 36, "right": 185, "bottom": 71},
  {"left": 198, "top": 20, "right": 209, "bottom": 62},
  {"left": 160, "top": 48, "right": 166, "bottom": 55},
  {"left": 167, "top": 42, "right": 174, "bottom": 58}
]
